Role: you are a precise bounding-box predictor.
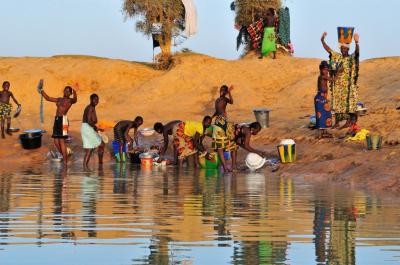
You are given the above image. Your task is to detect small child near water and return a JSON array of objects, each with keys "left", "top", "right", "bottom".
[
  {"left": 314, "top": 61, "right": 340, "bottom": 139},
  {"left": 0, "top": 81, "right": 20, "bottom": 138}
]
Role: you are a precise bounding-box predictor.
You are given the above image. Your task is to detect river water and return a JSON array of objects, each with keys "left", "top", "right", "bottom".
[{"left": 0, "top": 163, "right": 399, "bottom": 265}]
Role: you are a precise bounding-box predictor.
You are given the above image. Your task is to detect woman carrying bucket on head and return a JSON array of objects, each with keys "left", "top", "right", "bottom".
[{"left": 321, "top": 28, "right": 360, "bottom": 129}]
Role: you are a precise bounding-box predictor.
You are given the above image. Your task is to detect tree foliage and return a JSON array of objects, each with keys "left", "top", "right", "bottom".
[
  {"left": 122, "top": 0, "right": 185, "bottom": 56},
  {"left": 234, "top": 0, "right": 281, "bottom": 26}
]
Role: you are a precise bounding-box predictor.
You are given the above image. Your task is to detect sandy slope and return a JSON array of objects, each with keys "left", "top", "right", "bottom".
[{"left": 0, "top": 53, "right": 399, "bottom": 192}]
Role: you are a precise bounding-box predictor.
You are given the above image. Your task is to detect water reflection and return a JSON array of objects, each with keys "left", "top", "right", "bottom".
[{"left": 0, "top": 165, "right": 399, "bottom": 265}]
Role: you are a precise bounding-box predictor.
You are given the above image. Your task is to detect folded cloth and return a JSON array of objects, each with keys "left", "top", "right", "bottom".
[
  {"left": 345, "top": 129, "right": 370, "bottom": 142},
  {"left": 81, "top": 123, "right": 102, "bottom": 149}
]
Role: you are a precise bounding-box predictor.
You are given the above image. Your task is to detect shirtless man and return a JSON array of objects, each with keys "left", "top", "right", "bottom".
[
  {"left": 81, "top": 94, "right": 105, "bottom": 167},
  {"left": 39, "top": 81, "right": 78, "bottom": 163},
  {"left": 0, "top": 81, "right": 20, "bottom": 138},
  {"left": 154, "top": 120, "right": 181, "bottom": 164},
  {"left": 113, "top": 117, "right": 143, "bottom": 162}
]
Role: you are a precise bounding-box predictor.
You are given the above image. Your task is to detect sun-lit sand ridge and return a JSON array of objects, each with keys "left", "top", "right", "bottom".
[{"left": 0, "top": 53, "right": 399, "bottom": 192}]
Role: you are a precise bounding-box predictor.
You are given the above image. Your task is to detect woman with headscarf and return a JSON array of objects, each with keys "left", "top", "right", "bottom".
[{"left": 321, "top": 31, "right": 360, "bottom": 129}]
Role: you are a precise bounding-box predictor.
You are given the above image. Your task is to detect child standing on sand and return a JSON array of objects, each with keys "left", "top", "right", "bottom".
[
  {"left": 39, "top": 81, "right": 77, "bottom": 163},
  {"left": 0, "top": 81, "right": 21, "bottom": 138},
  {"left": 314, "top": 61, "right": 340, "bottom": 139}
]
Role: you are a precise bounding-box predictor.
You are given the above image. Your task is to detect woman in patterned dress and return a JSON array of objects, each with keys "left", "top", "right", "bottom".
[{"left": 321, "top": 31, "right": 360, "bottom": 128}]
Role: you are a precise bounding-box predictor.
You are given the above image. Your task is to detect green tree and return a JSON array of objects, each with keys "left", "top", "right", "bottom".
[
  {"left": 234, "top": 0, "right": 281, "bottom": 26},
  {"left": 123, "top": 0, "right": 185, "bottom": 57}
]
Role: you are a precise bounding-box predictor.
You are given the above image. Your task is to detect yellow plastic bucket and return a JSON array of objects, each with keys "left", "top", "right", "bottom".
[{"left": 277, "top": 140, "right": 296, "bottom": 163}]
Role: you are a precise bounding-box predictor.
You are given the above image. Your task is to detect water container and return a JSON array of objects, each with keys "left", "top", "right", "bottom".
[
  {"left": 253, "top": 109, "right": 271, "bottom": 128},
  {"left": 277, "top": 139, "right": 296, "bottom": 163},
  {"left": 366, "top": 135, "right": 382, "bottom": 150},
  {"left": 139, "top": 153, "right": 153, "bottom": 169}
]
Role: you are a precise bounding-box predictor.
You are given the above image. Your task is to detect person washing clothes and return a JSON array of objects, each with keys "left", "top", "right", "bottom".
[{"left": 39, "top": 81, "right": 77, "bottom": 164}]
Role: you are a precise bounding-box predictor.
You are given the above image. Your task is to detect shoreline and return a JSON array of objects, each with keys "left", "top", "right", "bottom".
[
  {"left": 1, "top": 128, "right": 398, "bottom": 196},
  {"left": 0, "top": 54, "right": 398, "bottom": 195}
]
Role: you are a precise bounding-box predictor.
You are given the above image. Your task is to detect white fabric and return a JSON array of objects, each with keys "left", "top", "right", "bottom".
[
  {"left": 81, "top": 123, "right": 102, "bottom": 149},
  {"left": 181, "top": 0, "right": 197, "bottom": 37},
  {"left": 280, "top": 139, "right": 295, "bottom": 145},
  {"left": 245, "top": 153, "right": 266, "bottom": 171}
]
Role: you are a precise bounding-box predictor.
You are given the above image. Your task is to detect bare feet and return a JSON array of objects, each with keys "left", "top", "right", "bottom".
[{"left": 6, "top": 129, "right": 12, "bottom": 136}]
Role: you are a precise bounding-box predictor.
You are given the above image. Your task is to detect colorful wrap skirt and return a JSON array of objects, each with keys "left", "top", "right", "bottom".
[
  {"left": 210, "top": 116, "right": 237, "bottom": 152},
  {"left": 81, "top": 123, "right": 102, "bottom": 149},
  {"left": 0, "top": 103, "right": 12, "bottom": 119},
  {"left": 314, "top": 92, "right": 333, "bottom": 129},
  {"left": 262, "top": 27, "right": 277, "bottom": 56},
  {"left": 172, "top": 122, "right": 197, "bottom": 159}
]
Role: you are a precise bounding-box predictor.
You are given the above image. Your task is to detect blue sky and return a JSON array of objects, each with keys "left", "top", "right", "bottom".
[{"left": 0, "top": 0, "right": 399, "bottom": 61}]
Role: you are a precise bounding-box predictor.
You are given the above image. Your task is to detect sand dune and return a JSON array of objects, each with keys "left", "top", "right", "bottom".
[{"left": 0, "top": 53, "right": 399, "bottom": 192}]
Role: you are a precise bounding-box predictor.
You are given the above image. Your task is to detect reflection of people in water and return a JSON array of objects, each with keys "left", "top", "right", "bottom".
[
  {"left": 0, "top": 173, "right": 12, "bottom": 236},
  {"left": 329, "top": 206, "right": 356, "bottom": 265},
  {"left": 112, "top": 163, "right": 128, "bottom": 195},
  {"left": 81, "top": 172, "right": 99, "bottom": 238},
  {"left": 53, "top": 167, "right": 76, "bottom": 240},
  {"left": 313, "top": 202, "right": 331, "bottom": 263}
]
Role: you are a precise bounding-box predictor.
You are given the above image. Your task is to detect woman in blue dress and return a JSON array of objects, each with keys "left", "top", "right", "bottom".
[{"left": 314, "top": 61, "right": 341, "bottom": 139}]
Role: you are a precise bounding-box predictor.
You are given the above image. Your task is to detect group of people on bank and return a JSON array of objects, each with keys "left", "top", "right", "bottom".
[
  {"left": 33, "top": 82, "right": 265, "bottom": 172},
  {"left": 1, "top": 28, "right": 362, "bottom": 170}
]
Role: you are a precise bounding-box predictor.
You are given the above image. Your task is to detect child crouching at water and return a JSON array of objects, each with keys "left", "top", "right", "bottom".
[{"left": 314, "top": 61, "right": 340, "bottom": 139}]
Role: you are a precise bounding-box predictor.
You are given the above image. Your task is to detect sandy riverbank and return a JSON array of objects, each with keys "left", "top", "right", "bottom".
[{"left": 0, "top": 53, "right": 399, "bottom": 193}]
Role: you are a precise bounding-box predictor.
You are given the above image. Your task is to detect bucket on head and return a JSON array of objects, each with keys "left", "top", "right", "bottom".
[
  {"left": 366, "top": 135, "right": 382, "bottom": 150},
  {"left": 337, "top": 27, "right": 354, "bottom": 44},
  {"left": 253, "top": 108, "right": 271, "bottom": 128},
  {"left": 277, "top": 139, "right": 296, "bottom": 163}
]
